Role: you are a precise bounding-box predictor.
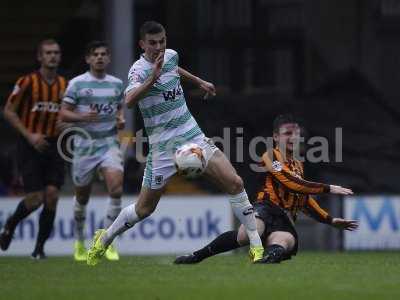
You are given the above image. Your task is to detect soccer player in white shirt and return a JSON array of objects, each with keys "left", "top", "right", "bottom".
[
  {"left": 87, "top": 21, "right": 264, "bottom": 265},
  {"left": 60, "top": 41, "right": 125, "bottom": 261}
]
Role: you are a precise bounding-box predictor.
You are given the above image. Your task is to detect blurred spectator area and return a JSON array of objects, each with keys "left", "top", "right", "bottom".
[{"left": 1, "top": 0, "right": 400, "bottom": 196}]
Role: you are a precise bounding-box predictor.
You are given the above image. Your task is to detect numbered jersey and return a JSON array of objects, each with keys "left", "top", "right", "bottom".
[
  {"left": 126, "top": 49, "right": 203, "bottom": 152},
  {"left": 63, "top": 72, "right": 123, "bottom": 148}
]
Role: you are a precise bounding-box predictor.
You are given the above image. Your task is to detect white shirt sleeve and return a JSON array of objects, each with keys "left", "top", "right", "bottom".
[
  {"left": 63, "top": 80, "right": 78, "bottom": 105},
  {"left": 125, "top": 65, "right": 146, "bottom": 96}
]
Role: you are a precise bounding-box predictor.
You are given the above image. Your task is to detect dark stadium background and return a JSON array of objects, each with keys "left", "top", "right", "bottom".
[
  {"left": 0, "top": 0, "right": 399, "bottom": 251},
  {"left": 1, "top": 2, "right": 400, "bottom": 300}
]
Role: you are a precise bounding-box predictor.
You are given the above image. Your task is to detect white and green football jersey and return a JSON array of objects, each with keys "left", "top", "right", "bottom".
[
  {"left": 63, "top": 72, "right": 123, "bottom": 154},
  {"left": 126, "top": 49, "right": 204, "bottom": 153}
]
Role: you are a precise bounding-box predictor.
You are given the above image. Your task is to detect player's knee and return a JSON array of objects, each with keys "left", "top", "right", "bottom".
[
  {"left": 76, "top": 194, "right": 89, "bottom": 204},
  {"left": 25, "top": 191, "right": 44, "bottom": 209},
  {"left": 228, "top": 175, "right": 244, "bottom": 195},
  {"left": 75, "top": 187, "right": 91, "bottom": 204},
  {"left": 46, "top": 197, "right": 59, "bottom": 211},
  {"left": 39, "top": 186, "right": 59, "bottom": 211},
  {"left": 268, "top": 231, "right": 295, "bottom": 249},
  {"left": 284, "top": 234, "right": 296, "bottom": 250},
  {"left": 109, "top": 185, "right": 123, "bottom": 199},
  {"left": 45, "top": 186, "right": 59, "bottom": 201}
]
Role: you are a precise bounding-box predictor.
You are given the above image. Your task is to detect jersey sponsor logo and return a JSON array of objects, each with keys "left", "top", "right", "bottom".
[
  {"left": 272, "top": 161, "right": 283, "bottom": 172},
  {"left": 31, "top": 102, "right": 60, "bottom": 112},
  {"left": 90, "top": 103, "right": 115, "bottom": 115},
  {"left": 162, "top": 85, "right": 183, "bottom": 101}
]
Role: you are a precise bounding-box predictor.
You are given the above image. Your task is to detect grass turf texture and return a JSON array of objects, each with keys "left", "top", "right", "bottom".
[{"left": 1, "top": 252, "right": 399, "bottom": 300}]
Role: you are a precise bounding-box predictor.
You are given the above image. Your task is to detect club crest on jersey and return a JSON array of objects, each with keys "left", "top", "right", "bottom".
[
  {"left": 155, "top": 175, "right": 163, "bottom": 185},
  {"left": 129, "top": 71, "right": 140, "bottom": 82},
  {"left": 84, "top": 88, "right": 94, "bottom": 96},
  {"left": 272, "top": 161, "right": 283, "bottom": 172}
]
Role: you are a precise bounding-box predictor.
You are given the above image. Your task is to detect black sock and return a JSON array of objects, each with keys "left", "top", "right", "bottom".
[
  {"left": 34, "top": 207, "right": 56, "bottom": 253},
  {"left": 194, "top": 230, "right": 240, "bottom": 261},
  {"left": 266, "top": 244, "right": 286, "bottom": 263},
  {"left": 4, "top": 200, "right": 33, "bottom": 233}
]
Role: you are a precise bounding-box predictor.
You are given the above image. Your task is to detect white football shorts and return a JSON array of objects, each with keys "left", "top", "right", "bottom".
[{"left": 142, "top": 135, "right": 218, "bottom": 190}]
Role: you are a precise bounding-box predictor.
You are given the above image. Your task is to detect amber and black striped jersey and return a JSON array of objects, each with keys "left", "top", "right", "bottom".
[
  {"left": 6, "top": 71, "right": 67, "bottom": 138},
  {"left": 256, "top": 148, "right": 333, "bottom": 224}
]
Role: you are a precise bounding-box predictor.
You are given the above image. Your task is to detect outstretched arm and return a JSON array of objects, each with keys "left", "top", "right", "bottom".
[
  {"left": 178, "top": 67, "right": 216, "bottom": 99},
  {"left": 303, "top": 197, "right": 358, "bottom": 231},
  {"left": 261, "top": 151, "right": 353, "bottom": 195},
  {"left": 331, "top": 218, "right": 358, "bottom": 231},
  {"left": 302, "top": 197, "right": 333, "bottom": 224}
]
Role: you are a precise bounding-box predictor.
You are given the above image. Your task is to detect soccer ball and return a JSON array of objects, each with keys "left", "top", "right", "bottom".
[{"left": 174, "top": 143, "right": 206, "bottom": 178}]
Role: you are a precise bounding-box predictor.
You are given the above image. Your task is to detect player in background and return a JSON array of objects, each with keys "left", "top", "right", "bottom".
[
  {"left": 0, "top": 39, "right": 67, "bottom": 259},
  {"left": 175, "top": 114, "right": 358, "bottom": 264},
  {"left": 59, "top": 41, "right": 125, "bottom": 261},
  {"left": 87, "top": 21, "right": 264, "bottom": 265}
]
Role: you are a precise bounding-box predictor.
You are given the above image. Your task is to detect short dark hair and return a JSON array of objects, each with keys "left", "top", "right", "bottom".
[
  {"left": 85, "top": 40, "right": 109, "bottom": 56},
  {"left": 139, "top": 21, "right": 165, "bottom": 40},
  {"left": 272, "top": 114, "right": 299, "bottom": 133},
  {"left": 37, "top": 39, "right": 59, "bottom": 55}
]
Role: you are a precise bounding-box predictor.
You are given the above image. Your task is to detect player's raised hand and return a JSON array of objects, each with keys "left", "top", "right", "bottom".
[
  {"left": 116, "top": 114, "right": 126, "bottom": 130},
  {"left": 331, "top": 218, "right": 359, "bottom": 231},
  {"left": 28, "top": 133, "right": 49, "bottom": 152},
  {"left": 152, "top": 51, "right": 164, "bottom": 81},
  {"left": 81, "top": 111, "right": 98, "bottom": 122},
  {"left": 329, "top": 185, "right": 353, "bottom": 195},
  {"left": 199, "top": 80, "right": 216, "bottom": 99},
  {"left": 55, "top": 120, "right": 71, "bottom": 134}
]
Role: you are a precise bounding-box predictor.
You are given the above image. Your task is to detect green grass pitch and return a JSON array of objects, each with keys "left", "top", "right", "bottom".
[{"left": 1, "top": 252, "right": 399, "bottom": 300}]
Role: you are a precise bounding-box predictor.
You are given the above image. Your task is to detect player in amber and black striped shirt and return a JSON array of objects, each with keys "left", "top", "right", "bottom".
[
  {"left": 175, "top": 114, "right": 358, "bottom": 264},
  {"left": 0, "top": 39, "right": 67, "bottom": 259},
  {"left": 8, "top": 68, "right": 67, "bottom": 138}
]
